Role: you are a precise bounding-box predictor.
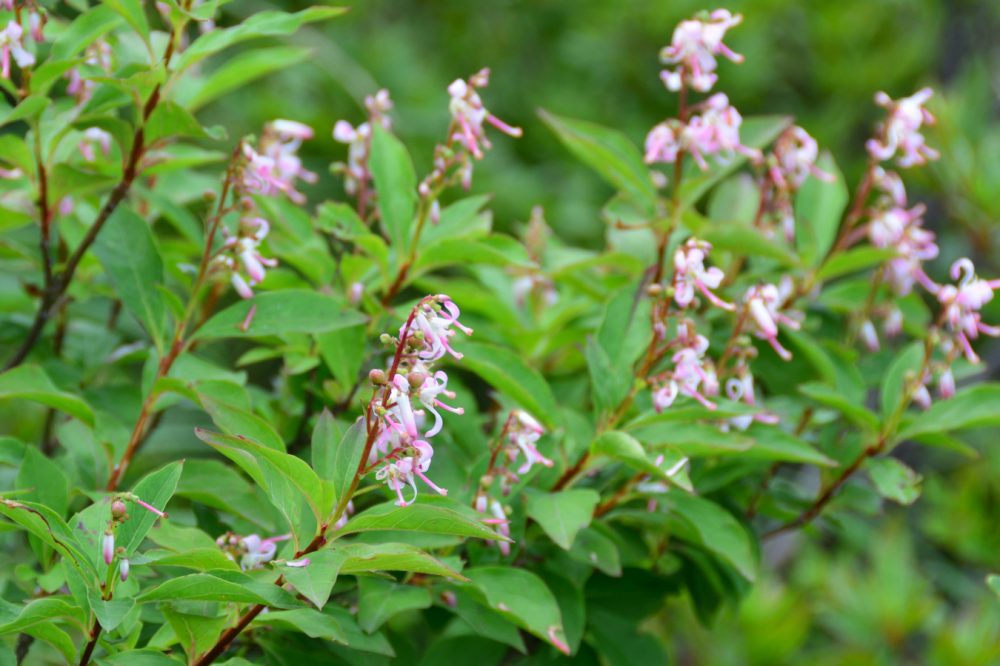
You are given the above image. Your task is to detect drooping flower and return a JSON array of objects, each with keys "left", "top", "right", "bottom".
[
  {"left": 241, "top": 120, "right": 316, "bottom": 204},
  {"left": 216, "top": 533, "right": 290, "bottom": 570},
  {"left": 119, "top": 558, "right": 130, "bottom": 582},
  {"left": 215, "top": 213, "right": 277, "bottom": 300},
  {"left": 672, "top": 238, "right": 733, "bottom": 310},
  {"left": 652, "top": 323, "right": 719, "bottom": 411},
  {"left": 503, "top": 410, "right": 552, "bottom": 476},
  {"left": 770, "top": 126, "right": 832, "bottom": 190},
  {"left": 659, "top": 9, "right": 744, "bottom": 93},
  {"left": 644, "top": 121, "right": 683, "bottom": 164},
  {"left": 722, "top": 368, "right": 779, "bottom": 431},
  {"left": 866, "top": 88, "right": 940, "bottom": 167},
  {"left": 333, "top": 89, "right": 393, "bottom": 198},
  {"left": 408, "top": 295, "right": 474, "bottom": 362},
  {"left": 744, "top": 283, "right": 800, "bottom": 360},
  {"left": 682, "top": 94, "right": 762, "bottom": 169}
]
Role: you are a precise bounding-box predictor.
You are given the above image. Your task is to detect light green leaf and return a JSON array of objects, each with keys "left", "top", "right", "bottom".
[
  {"left": 454, "top": 340, "right": 559, "bottom": 429},
  {"left": 799, "top": 382, "right": 880, "bottom": 432},
  {"left": 194, "top": 290, "right": 366, "bottom": 340},
  {"left": 0, "top": 365, "right": 94, "bottom": 426},
  {"left": 524, "top": 489, "right": 599, "bottom": 550},
  {"left": 116, "top": 461, "right": 182, "bottom": 556},
  {"left": 867, "top": 457, "right": 922, "bottom": 505},
  {"left": 702, "top": 225, "right": 799, "bottom": 266},
  {"left": 199, "top": 392, "right": 285, "bottom": 451},
  {"left": 817, "top": 246, "right": 896, "bottom": 281},
  {"left": 50, "top": 5, "right": 123, "bottom": 60},
  {"left": 252, "top": 608, "right": 347, "bottom": 643},
  {"left": 146, "top": 547, "right": 241, "bottom": 571},
  {"left": 0, "top": 598, "right": 83, "bottom": 635},
  {"left": 163, "top": 607, "right": 229, "bottom": 661},
  {"left": 539, "top": 110, "right": 658, "bottom": 214},
  {"left": 568, "top": 526, "right": 622, "bottom": 577},
  {"left": 93, "top": 207, "right": 170, "bottom": 349},
  {"left": 338, "top": 542, "right": 465, "bottom": 579},
  {"left": 0, "top": 95, "right": 50, "bottom": 128},
  {"left": 17, "top": 446, "right": 70, "bottom": 518},
  {"left": 369, "top": 124, "right": 417, "bottom": 251},
  {"left": 137, "top": 573, "right": 272, "bottom": 604},
  {"left": 103, "top": 0, "right": 149, "bottom": 42},
  {"left": 897, "top": 384, "right": 1000, "bottom": 440},
  {"left": 744, "top": 425, "right": 837, "bottom": 466},
  {"left": 185, "top": 46, "right": 313, "bottom": 111},
  {"left": 592, "top": 430, "right": 672, "bottom": 478},
  {"left": 880, "top": 342, "right": 925, "bottom": 422},
  {"left": 87, "top": 592, "right": 134, "bottom": 632}
]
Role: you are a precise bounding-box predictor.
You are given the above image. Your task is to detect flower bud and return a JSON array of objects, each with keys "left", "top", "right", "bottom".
[
  {"left": 379, "top": 333, "right": 393, "bottom": 346},
  {"left": 102, "top": 532, "right": 115, "bottom": 565},
  {"left": 369, "top": 369, "right": 387, "bottom": 385},
  {"left": 407, "top": 372, "right": 427, "bottom": 390},
  {"left": 111, "top": 500, "right": 127, "bottom": 520},
  {"left": 119, "top": 558, "right": 130, "bottom": 582}
]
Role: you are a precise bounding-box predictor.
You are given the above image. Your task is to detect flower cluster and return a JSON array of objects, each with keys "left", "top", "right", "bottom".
[
  {"left": 744, "top": 283, "right": 799, "bottom": 361},
  {"left": 333, "top": 89, "right": 393, "bottom": 201},
  {"left": 645, "top": 94, "right": 759, "bottom": 170},
  {"left": 217, "top": 213, "right": 276, "bottom": 299},
  {"left": 866, "top": 88, "right": 939, "bottom": 167},
  {"left": 672, "top": 238, "right": 732, "bottom": 310},
  {"left": 659, "top": 9, "right": 743, "bottom": 93},
  {"left": 242, "top": 119, "right": 317, "bottom": 204},
  {"left": 934, "top": 259, "right": 1000, "bottom": 365},
  {"left": 652, "top": 321, "right": 719, "bottom": 411},
  {"left": 367, "top": 296, "right": 472, "bottom": 506},
  {"left": 473, "top": 410, "right": 553, "bottom": 556},
  {"left": 759, "top": 126, "right": 832, "bottom": 241}
]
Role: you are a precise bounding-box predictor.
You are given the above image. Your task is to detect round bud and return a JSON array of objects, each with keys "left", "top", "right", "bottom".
[
  {"left": 379, "top": 333, "right": 393, "bottom": 346},
  {"left": 646, "top": 283, "right": 663, "bottom": 297},
  {"left": 111, "top": 500, "right": 127, "bottom": 520},
  {"left": 407, "top": 372, "right": 427, "bottom": 390},
  {"left": 202, "top": 189, "right": 217, "bottom": 202},
  {"left": 369, "top": 369, "right": 387, "bottom": 386}
]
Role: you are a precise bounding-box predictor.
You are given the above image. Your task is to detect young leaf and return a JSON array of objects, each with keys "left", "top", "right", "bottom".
[
  {"left": 369, "top": 124, "right": 417, "bottom": 251},
  {"left": 524, "top": 489, "right": 600, "bottom": 549},
  {"left": 93, "top": 207, "right": 170, "bottom": 349}
]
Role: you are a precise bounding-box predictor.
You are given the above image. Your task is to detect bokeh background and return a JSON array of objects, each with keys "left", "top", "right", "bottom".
[{"left": 205, "top": 1, "right": 1000, "bottom": 662}]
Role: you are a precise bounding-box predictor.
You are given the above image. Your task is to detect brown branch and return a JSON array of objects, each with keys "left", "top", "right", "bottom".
[{"left": 78, "top": 621, "right": 101, "bottom": 665}]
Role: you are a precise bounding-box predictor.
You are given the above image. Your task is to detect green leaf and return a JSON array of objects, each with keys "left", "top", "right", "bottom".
[
  {"left": 145, "top": 101, "right": 220, "bottom": 145},
  {"left": 0, "top": 501, "right": 97, "bottom": 581},
  {"left": 897, "top": 384, "right": 1000, "bottom": 440},
  {"left": 702, "top": 225, "right": 799, "bottom": 267},
  {"left": 275, "top": 549, "right": 347, "bottom": 609},
  {"left": 195, "top": 429, "right": 327, "bottom": 546},
  {"left": 199, "top": 392, "right": 285, "bottom": 451},
  {"left": 585, "top": 337, "right": 629, "bottom": 416},
  {"left": 568, "top": 526, "right": 622, "bottom": 577},
  {"left": 463, "top": 566, "right": 568, "bottom": 654},
  {"left": 185, "top": 46, "right": 313, "bottom": 111},
  {"left": 337, "top": 502, "right": 504, "bottom": 542},
  {"left": 799, "top": 382, "right": 880, "bottom": 432},
  {"left": 93, "top": 207, "right": 170, "bottom": 349},
  {"left": 163, "top": 607, "right": 229, "bottom": 661},
  {"left": 866, "top": 457, "right": 922, "bottom": 505},
  {"left": 17, "top": 446, "right": 70, "bottom": 518},
  {"left": 664, "top": 492, "right": 756, "bottom": 581},
  {"left": 146, "top": 547, "right": 240, "bottom": 571},
  {"left": 116, "top": 461, "right": 182, "bottom": 556},
  {"left": 178, "top": 7, "right": 347, "bottom": 70},
  {"left": 316, "top": 415, "right": 365, "bottom": 519},
  {"left": 50, "top": 5, "right": 123, "bottom": 60},
  {"left": 744, "top": 425, "right": 836, "bottom": 467},
  {"left": 627, "top": 421, "right": 753, "bottom": 456},
  {"left": 0, "top": 95, "right": 50, "bottom": 128},
  {"left": 369, "top": 124, "right": 417, "bottom": 251},
  {"left": 357, "top": 577, "right": 431, "bottom": 634},
  {"left": 87, "top": 592, "right": 134, "bottom": 632},
  {"left": 679, "top": 115, "right": 792, "bottom": 207},
  {"left": 252, "top": 608, "right": 347, "bottom": 643},
  {"left": 338, "top": 542, "right": 465, "bottom": 579},
  {"left": 817, "top": 246, "right": 896, "bottom": 281},
  {"left": 539, "top": 109, "right": 658, "bottom": 214},
  {"left": 795, "top": 152, "right": 848, "bottom": 265},
  {"left": 0, "top": 598, "right": 83, "bottom": 635},
  {"left": 592, "top": 430, "right": 674, "bottom": 479},
  {"left": 987, "top": 574, "right": 1000, "bottom": 600},
  {"left": 454, "top": 340, "right": 559, "bottom": 429},
  {"left": 880, "top": 342, "right": 925, "bottom": 422},
  {"left": 316, "top": 323, "right": 366, "bottom": 390},
  {"left": 445, "top": 589, "right": 525, "bottom": 652},
  {"left": 194, "top": 290, "right": 366, "bottom": 340},
  {"left": 137, "top": 573, "right": 273, "bottom": 604},
  {"left": 0, "top": 365, "right": 94, "bottom": 426},
  {"left": 524, "top": 489, "right": 599, "bottom": 550},
  {"left": 103, "top": 0, "right": 150, "bottom": 42}
]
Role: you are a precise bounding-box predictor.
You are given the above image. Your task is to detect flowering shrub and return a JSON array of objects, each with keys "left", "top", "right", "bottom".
[{"left": 0, "top": 4, "right": 997, "bottom": 664}]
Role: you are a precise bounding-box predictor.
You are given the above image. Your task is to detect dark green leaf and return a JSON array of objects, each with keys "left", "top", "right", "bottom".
[
  {"left": 358, "top": 577, "right": 431, "bottom": 634},
  {"left": 524, "top": 489, "right": 599, "bottom": 550},
  {"left": 0, "top": 365, "right": 94, "bottom": 426}
]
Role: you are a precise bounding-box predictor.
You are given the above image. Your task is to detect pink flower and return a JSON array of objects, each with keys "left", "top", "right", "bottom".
[
  {"left": 448, "top": 68, "right": 522, "bottom": 161},
  {"left": 416, "top": 371, "right": 464, "bottom": 438},
  {"left": 503, "top": 410, "right": 552, "bottom": 475},
  {"left": 216, "top": 214, "right": 277, "bottom": 299},
  {"left": 644, "top": 121, "right": 682, "bottom": 164},
  {"left": 242, "top": 120, "right": 316, "bottom": 203},
  {"left": 723, "top": 370, "right": 778, "bottom": 430},
  {"left": 333, "top": 89, "right": 393, "bottom": 196},
  {"left": 409, "top": 295, "right": 473, "bottom": 362},
  {"left": 771, "top": 126, "right": 832, "bottom": 190},
  {"left": 79, "top": 128, "right": 112, "bottom": 162},
  {"left": 938, "top": 367, "right": 956, "bottom": 399},
  {"left": 233, "top": 533, "right": 290, "bottom": 570},
  {"left": 866, "top": 88, "right": 940, "bottom": 167},
  {"left": 0, "top": 21, "right": 34, "bottom": 80},
  {"left": 375, "top": 441, "right": 447, "bottom": 507},
  {"left": 659, "top": 9, "right": 744, "bottom": 93},
  {"left": 936, "top": 258, "right": 1000, "bottom": 363},
  {"left": 119, "top": 558, "right": 130, "bottom": 582},
  {"left": 682, "top": 94, "right": 762, "bottom": 169},
  {"left": 673, "top": 238, "right": 733, "bottom": 310},
  {"left": 744, "top": 284, "right": 799, "bottom": 361},
  {"left": 653, "top": 324, "right": 718, "bottom": 411}
]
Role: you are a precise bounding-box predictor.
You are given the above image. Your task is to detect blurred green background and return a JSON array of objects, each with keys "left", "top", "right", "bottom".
[{"left": 201, "top": 1, "right": 1000, "bottom": 662}]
